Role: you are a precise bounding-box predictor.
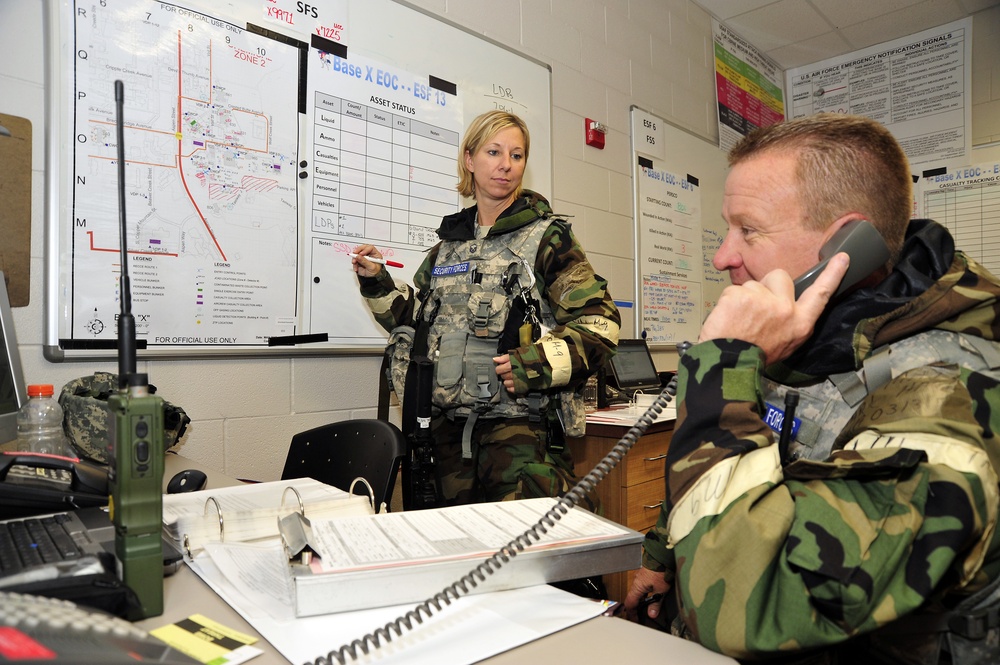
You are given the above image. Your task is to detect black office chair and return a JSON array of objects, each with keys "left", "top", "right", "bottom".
[{"left": 280, "top": 419, "right": 407, "bottom": 512}]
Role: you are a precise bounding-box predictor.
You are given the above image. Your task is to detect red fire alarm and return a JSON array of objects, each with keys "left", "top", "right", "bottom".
[{"left": 585, "top": 118, "right": 606, "bottom": 149}]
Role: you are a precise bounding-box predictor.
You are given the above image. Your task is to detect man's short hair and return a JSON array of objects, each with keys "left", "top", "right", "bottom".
[
  {"left": 456, "top": 111, "right": 530, "bottom": 200},
  {"left": 728, "top": 113, "right": 911, "bottom": 258}
]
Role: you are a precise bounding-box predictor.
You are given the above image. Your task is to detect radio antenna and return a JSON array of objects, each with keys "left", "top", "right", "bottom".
[{"left": 114, "top": 79, "right": 136, "bottom": 389}]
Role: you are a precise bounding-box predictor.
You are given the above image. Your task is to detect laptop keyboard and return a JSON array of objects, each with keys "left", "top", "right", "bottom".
[
  {"left": 0, "top": 514, "right": 105, "bottom": 587},
  {"left": 0, "top": 514, "right": 84, "bottom": 572}
]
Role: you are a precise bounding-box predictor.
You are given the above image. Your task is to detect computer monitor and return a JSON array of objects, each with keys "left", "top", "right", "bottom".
[
  {"left": 606, "top": 338, "right": 662, "bottom": 396},
  {"left": 0, "top": 271, "right": 28, "bottom": 445}
]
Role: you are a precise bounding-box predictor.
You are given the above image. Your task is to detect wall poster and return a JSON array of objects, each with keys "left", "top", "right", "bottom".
[{"left": 786, "top": 18, "right": 973, "bottom": 168}]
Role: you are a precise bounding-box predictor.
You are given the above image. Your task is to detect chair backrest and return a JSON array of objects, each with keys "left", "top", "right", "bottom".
[{"left": 281, "top": 419, "right": 406, "bottom": 511}]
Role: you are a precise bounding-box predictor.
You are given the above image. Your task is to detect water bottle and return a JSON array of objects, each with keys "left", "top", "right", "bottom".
[{"left": 16, "top": 384, "right": 72, "bottom": 456}]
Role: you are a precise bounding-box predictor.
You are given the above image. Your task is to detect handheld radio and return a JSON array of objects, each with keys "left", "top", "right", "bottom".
[{"left": 107, "top": 79, "right": 166, "bottom": 620}]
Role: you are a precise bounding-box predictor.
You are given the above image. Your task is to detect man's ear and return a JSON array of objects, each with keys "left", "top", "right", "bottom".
[{"left": 820, "top": 214, "right": 865, "bottom": 246}]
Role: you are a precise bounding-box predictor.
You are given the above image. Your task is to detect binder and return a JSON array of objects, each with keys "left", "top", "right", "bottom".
[
  {"left": 161, "top": 477, "right": 374, "bottom": 557},
  {"left": 285, "top": 497, "right": 644, "bottom": 616}
]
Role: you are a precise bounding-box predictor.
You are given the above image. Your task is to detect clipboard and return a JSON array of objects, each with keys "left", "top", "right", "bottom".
[{"left": 0, "top": 113, "right": 31, "bottom": 307}]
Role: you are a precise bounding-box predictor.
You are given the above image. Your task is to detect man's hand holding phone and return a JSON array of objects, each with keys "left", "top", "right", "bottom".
[{"left": 698, "top": 252, "right": 851, "bottom": 365}]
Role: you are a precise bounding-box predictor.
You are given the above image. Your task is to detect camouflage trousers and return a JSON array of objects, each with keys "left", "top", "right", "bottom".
[{"left": 430, "top": 414, "right": 598, "bottom": 512}]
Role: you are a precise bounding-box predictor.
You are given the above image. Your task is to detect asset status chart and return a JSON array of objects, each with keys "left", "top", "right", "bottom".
[
  {"left": 310, "top": 93, "right": 460, "bottom": 249},
  {"left": 303, "top": 49, "right": 464, "bottom": 344}
]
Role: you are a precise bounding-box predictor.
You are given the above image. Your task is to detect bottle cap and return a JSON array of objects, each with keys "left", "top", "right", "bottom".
[{"left": 27, "top": 384, "right": 55, "bottom": 397}]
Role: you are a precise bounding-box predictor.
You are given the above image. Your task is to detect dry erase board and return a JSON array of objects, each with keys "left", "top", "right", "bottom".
[
  {"left": 629, "top": 107, "right": 728, "bottom": 347},
  {"left": 43, "top": 0, "right": 551, "bottom": 360}
]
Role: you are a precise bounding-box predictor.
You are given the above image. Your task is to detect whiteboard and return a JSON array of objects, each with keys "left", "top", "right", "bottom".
[
  {"left": 629, "top": 107, "right": 729, "bottom": 347},
  {"left": 43, "top": 0, "right": 551, "bottom": 360}
]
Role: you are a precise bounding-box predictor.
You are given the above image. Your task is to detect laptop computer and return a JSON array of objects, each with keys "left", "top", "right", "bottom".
[
  {"left": 0, "top": 506, "right": 182, "bottom": 592},
  {"left": 606, "top": 338, "right": 663, "bottom": 398}
]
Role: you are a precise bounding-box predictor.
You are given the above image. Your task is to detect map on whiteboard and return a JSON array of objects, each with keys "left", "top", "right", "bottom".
[{"left": 69, "top": 1, "right": 300, "bottom": 347}]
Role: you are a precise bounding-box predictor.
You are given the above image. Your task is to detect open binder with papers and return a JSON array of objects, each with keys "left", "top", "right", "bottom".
[
  {"left": 166, "top": 482, "right": 643, "bottom": 619},
  {"left": 189, "top": 497, "right": 642, "bottom": 618},
  {"left": 162, "top": 477, "right": 374, "bottom": 556},
  {"left": 281, "top": 497, "right": 643, "bottom": 616}
]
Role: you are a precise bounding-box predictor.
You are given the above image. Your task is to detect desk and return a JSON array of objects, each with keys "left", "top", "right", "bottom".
[
  {"left": 570, "top": 413, "right": 674, "bottom": 602},
  {"left": 149, "top": 454, "right": 735, "bottom": 665}
]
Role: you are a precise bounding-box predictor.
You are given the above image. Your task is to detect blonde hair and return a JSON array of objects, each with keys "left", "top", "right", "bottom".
[
  {"left": 456, "top": 111, "right": 530, "bottom": 199},
  {"left": 729, "top": 113, "right": 912, "bottom": 259}
]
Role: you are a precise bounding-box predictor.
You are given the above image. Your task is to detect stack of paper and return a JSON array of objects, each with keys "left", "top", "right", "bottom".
[
  {"left": 162, "top": 477, "right": 373, "bottom": 554},
  {"left": 586, "top": 405, "right": 676, "bottom": 425}
]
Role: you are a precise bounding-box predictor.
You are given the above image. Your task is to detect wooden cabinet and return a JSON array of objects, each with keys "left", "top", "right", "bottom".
[{"left": 568, "top": 418, "right": 673, "bottom": 603}]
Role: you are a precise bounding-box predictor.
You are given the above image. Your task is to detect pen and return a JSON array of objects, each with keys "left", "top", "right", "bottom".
[{"left": 349, "top": 253, "right": 404, "bottom": 269}]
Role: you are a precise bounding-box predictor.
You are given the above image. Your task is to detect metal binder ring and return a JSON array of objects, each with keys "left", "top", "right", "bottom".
[
  {"left": 349, "top": 477, "right": 376, "bottom": 510},
  {"left": 281, "top": 486, "right": 305, "bottom": 516},
  {"left": 204, "top": 496, "right": 224, "bottom": 542}
]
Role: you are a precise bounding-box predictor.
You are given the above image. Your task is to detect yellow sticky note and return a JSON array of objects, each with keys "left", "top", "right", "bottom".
[{"left": 151, "top": 614, "right": 261, "bottom": 665}]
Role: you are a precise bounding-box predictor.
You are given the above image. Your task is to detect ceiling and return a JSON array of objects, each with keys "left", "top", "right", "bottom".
[{"left": 691, "top": 0, "right": 1000, "bottom": 68}]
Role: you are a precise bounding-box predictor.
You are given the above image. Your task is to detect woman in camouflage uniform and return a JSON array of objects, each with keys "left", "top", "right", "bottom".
[{"left": 352, "top": 111, "right": 620, "bottom": 506}]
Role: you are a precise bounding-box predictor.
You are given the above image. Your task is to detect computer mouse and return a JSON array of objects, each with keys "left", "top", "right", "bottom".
[{"left": 166, "top": 469, "right": 208, "bottom": 494}]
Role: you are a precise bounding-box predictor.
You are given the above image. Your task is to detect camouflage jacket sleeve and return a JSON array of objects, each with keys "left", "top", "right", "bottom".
[
  {"left": 357, "top": 245, "right": 441, "bottom": 332},
  {"left": 644, "top": 338, "right": 1000, "bottom": 658},
  {"left": 507, "top": 220, "right": 621, "bottom": 393}
]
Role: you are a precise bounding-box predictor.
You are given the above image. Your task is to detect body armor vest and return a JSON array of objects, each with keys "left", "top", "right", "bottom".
[
  {"left": 418, "top": 216, "right": 585, "bottom": 433},
  {"left": 763, "top": 329, "right": 1000, "bottom": 463}
]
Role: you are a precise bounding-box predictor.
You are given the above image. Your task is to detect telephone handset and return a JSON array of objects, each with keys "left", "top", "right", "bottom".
[
  {"left": 0, "top": 452, "right": 109, "bottom": 519},
  {"left": 793, "top": 219, "right": 890, "bottom": 299}
]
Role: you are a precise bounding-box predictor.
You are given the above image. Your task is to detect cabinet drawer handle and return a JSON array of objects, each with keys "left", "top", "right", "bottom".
[
  {"left": 643, "top": 454, "right": 667, "bottom": 462},
  {"left": 644, "top": 502, "right": 663, "bottom": 510}
]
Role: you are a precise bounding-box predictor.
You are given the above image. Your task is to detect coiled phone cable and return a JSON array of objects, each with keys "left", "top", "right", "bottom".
[{"left": 309, "top": 342, "right": 688, "bottom": 665}]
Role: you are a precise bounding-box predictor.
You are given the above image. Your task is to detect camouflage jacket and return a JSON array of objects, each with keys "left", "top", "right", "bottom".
[
  {"left": 642, "top": 219, "right": 1000, "bottom": 660},
  {"left": 359, "top": 191, "right": 621, "bottom": 398}
]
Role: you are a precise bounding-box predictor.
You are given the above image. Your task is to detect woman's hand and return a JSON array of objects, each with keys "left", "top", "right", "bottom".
[
  {"left": 493, "top": 354, "right": 516, "bottom": 394},
  {"left": 351, "top": 244, "right": 383, "bottom": 278}
]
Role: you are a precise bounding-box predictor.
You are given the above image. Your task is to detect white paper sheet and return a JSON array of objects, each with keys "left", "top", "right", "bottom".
[
  {"left": 188, "top": 549, "right": 609, "bottom": 665},
  {"left": 305, "top": 497, "right": 632, "bottom": 573}
]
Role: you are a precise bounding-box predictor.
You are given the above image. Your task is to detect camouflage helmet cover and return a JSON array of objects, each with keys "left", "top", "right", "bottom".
[{"left": 58, "top": 371, "right": 190, "bottom": 464}]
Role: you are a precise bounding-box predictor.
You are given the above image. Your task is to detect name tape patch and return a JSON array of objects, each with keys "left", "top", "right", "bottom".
[
  {"left": 432, "top": 261, "right": 471, "bottom": 276},
  {"left": 764, "top": 402, "right": 801, "bottom": 439}
]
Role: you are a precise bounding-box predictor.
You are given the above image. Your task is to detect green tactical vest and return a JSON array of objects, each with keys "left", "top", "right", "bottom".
[
  {"left": 416, "top": 216, "right": 586, "bottom": 435},
  {"left": 762, "top": 329, "right": 1000, "bottom": 463}
]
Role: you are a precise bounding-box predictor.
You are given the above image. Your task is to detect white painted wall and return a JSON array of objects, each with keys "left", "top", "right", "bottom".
[{"left": 2, "top": 0, "right": 998, "bottom": 480}]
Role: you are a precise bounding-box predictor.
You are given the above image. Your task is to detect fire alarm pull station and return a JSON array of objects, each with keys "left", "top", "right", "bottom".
[{"left": 585, "top": 118, "right": 607, "bottom": 149}]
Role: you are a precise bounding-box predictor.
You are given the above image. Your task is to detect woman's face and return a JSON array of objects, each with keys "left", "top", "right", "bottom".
[{"left": 464, "top": 126, "right": 526, "bottom": 204}]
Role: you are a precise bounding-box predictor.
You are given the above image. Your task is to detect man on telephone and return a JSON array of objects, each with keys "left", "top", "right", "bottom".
[{"left": 625, "top": 113, "right": 1000, "bottom": 665}]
